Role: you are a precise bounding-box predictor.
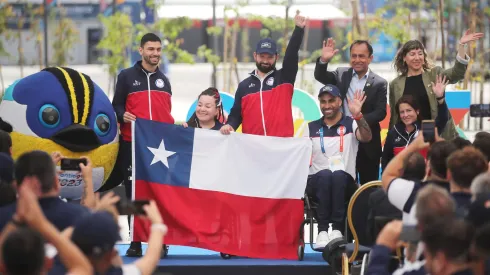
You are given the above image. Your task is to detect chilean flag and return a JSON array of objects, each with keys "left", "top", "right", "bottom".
[{"left": 131, "top": 119, "right": 312, "bottom": 259}]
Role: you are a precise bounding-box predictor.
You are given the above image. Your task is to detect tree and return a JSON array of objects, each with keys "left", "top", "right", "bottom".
[
  {"left": 97, "top": 12, "right": 134, "bottom": 94},
  {"left": 133, "top": 16, "right": 195, "bottom": 64},
  {"left": 26, "top": 4, "right": 44, "bottom": 69},
  {"left": 0, "top": 0, "right": 13, "bottom": 95},
  {"left": 51, "top": 6, "right": 79, "bottom": 66}
]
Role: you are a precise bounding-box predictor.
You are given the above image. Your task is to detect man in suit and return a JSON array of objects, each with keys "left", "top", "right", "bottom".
[{"left": 314, "top": 39, "right": 387, "bottom": 185}]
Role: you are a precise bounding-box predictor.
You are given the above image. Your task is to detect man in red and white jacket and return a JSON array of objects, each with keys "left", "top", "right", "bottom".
[
  {"left": 112, "top": 33, "right": 174, "bottom": 257},
  {"left": 220, "top": 12, "right": 306, "bottom": 137}
]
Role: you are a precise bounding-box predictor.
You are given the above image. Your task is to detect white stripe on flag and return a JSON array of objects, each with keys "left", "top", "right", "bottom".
[{"left": 189, "top": 129, "right": 312, "bottom": 199}]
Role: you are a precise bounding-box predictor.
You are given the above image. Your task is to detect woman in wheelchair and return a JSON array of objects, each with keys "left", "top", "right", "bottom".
[
  {"left": 304, "top": 84, "right": 372, "bottom": 249},
  {"left": 183, "top": 87, "right": 226, "bottom": 130},
  {"left": 381, "top": 75, "right": 450, "bottom": 172}
]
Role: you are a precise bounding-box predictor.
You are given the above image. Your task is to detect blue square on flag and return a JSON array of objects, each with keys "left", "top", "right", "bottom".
[{"left": 134, "top": 119, "right": 194, "bottom": 187}]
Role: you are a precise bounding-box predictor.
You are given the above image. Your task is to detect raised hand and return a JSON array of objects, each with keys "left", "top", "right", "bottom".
[
  {"left": 460, "top": 29, "right": 484, "bottom": 44},
  {"left": 431, "top": 74, "right": 449, "bottom": 99},
  {"left": 320, "top": 38, "right": 339, "bottom": 63},
  {"left": 294, "top": 10, "right": 307, "bottom": 28},
  {"left": 347, "top": 89, "right": 367, "bottom": 118}
]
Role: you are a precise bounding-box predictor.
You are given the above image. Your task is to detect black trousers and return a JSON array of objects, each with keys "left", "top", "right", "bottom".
[
  {"left": 119, "top": 139, "right": 133, "bottom": 201},
  {"left": 306, "top": 170, "right": 352, "bottom": 232},
  {"left": 356, "top": 148, "right": 381, "bottom": 185},
  {"left": 119, "top": 139, "right": 137, "bottom": 246}
]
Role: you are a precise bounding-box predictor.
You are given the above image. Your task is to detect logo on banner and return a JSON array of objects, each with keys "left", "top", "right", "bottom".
[
  {"left": 155, "top": 79, "right": 164, "bottom": 88},
  {"left": 337, "top": 126, "right": 346, "bottom": 136},
  {"left": 58, "top": 172, "right": 83, "bottom": 187}
]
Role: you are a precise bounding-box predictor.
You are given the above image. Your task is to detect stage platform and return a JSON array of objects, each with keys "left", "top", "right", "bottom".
[{"left": 117, "top": 244, "right": 332, "bottom": 275}]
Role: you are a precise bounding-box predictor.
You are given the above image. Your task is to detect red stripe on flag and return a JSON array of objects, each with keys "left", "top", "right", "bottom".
[{"left": 133, "top": 180, "right": 304, "bottom": 260}]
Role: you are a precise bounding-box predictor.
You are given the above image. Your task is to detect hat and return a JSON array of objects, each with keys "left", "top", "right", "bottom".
[
  {"left": 318, "top": 84, "right": 341, "bottom": 98},
  {"left": 466, "top": 194, "right": 490, "bottom": 228},
  {"left": 0, "top": 153, "right": 14, "bottom": 183},
  {"left": 255, "top": 38, "right": 277, "bottom": 55},
  {"left": 71, "top": 211, "right": 121, "bottom": 256}
]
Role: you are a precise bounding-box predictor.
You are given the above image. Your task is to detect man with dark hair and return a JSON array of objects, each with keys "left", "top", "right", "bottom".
[
  {"left": 0, "top": 150, "right": 90, "bottom": 231},
  {"left": 451, "top": 136, "right": 472, "bottom": 149},
  {"left": 421, "top": 218, "right": 474, "bottom": 275},
  {"left": 447, "top": 146, "right": 488, "bottom": 209},
  {"left": 366, "top": 185, "right": 459, "bottom": 275},
  {"left": 422, "top": 140, "right": 458, "bottom": 191},
  {"left": 473, "top": 131, "right": 490, "bottom": 163},
  {"left": 112, "top": 32, "right": 173, "bottom": 257},
  {"left": 314, "top": 39, "right": 387, "bottom": 185},
  {"left": 50, "top": 202, "right": 166, "bottom": 275},
  {"left": 0, "top": 130, "right": 12, "bottom": 155},
  {"left": 0, "top": 183, "right": 92, "bottom": 275},
  {"left": 0, "top": 153, "right": 16, "bottom": 206},
  {"left": 220, "top": 12, "right": 306, "bottom": 137},
  {"left": 2, "top": 227, "right": 46, "bottom": 275},
  {"left": 403, "top": 152, "right": 426, "bottom": 180}
]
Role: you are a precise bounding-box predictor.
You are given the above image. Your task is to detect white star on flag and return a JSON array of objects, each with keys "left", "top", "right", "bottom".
[{"left": 147, "top": 139, "right": 176, "bottom": 168}]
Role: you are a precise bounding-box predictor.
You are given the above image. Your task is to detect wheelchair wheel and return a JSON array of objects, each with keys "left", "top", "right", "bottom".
[
  {"left": 220, "top": 252, "right": 233, "bottom": 259},
  {"left": 322, "top": 238, "right": 347, "bottom": 273},
  {"left": 298, "top": 241, "right": 305, "bottom": 261}
]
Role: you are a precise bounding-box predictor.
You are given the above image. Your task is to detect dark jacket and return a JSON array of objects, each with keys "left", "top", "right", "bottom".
[
  {"left": 112, "top": 61, "right": 174, "bottom": 142},
  {"left": 381, "top": 100, "right": 449, "bottom": 171},
  {"left": 227, "top": 26, "right": 304, "bottom": 137},
  {"left": 314, "top": 61, "right": 387, "bottom": 160}
]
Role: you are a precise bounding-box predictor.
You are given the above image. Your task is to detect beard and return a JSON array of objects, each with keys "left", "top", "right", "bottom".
[
  {"left": 144, "top": 55, "right": 160, "bottom": 66},
  {"left": 256, "top": 61, "right": 276, "bottom": 74}
]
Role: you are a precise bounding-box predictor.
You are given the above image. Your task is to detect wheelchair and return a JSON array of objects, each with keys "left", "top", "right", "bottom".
[{"left": 298, "top": 175, "right": 359, "bottom": 271}]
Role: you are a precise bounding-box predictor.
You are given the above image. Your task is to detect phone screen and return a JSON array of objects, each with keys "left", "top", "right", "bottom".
[
  {"left": 470, "top": 104, "right": 490, "bottom": 117},
  {"left": 421, "top": 120, "right": 436, "bottom": 143},
  {"left": 116, "top": 200, "right": 150, "bottom": 216},
  {"left": 60, "top": 158, "right": 87, "bottom": 171}
]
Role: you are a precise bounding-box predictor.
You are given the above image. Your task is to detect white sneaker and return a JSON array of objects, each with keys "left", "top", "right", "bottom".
[
  {"left": 329, "top": 229, "right": 344, "bottom": 241},
  {"left": 314, "top": 231, "right": 330, "bottom": 249}
]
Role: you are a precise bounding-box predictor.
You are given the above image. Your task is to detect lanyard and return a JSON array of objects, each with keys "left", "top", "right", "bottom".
[{"left": 319, "top": 127, "right": 344, "bottom": 154}]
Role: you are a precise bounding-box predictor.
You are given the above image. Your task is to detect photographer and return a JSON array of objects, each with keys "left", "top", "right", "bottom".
[{"left": 0, "top": 151, "right": 90, "bottom": 231}]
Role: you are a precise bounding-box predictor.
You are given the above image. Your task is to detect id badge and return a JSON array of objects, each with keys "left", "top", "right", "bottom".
[{"left": 328, "top": 155, "right": 345, "bottom": 172}]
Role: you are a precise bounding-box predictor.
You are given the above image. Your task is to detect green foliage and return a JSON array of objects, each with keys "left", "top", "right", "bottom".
[
  {"left": 134, "top": 16, "right": 195, "bottom": 64},
  {"left": 0, "top": 0, "right": 13, "bottom": 57},
  {"left": 197, "top": 45, "right": 221, "bottom": 66},
  {"left": 51, "top": 7, "right": 79, "bottom": 66},
  {"left": 367, "top": 7, "right": 411, "bottom": 44},
  {"left": 97, "top": 12, "right": 134, "bottom": 78},
  {"left": 485, "top": 7, "right": 490, "bottom": 17}
]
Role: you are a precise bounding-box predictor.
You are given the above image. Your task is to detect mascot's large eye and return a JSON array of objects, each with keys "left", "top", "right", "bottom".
[
  {"left": 94, "top": 114, "right": 110, "bottom": 136},
  {"left": 39, "top": 104, "right": 60, "bottom": 128}
]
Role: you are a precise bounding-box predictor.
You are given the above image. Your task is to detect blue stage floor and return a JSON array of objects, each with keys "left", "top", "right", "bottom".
[{"left": 117, "top": 243, "right": 331, "bottom": 275}]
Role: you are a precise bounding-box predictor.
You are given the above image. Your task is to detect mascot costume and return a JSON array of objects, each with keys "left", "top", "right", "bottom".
[{"left": 0, "top": 67, "right": 120, "bottom": 199}]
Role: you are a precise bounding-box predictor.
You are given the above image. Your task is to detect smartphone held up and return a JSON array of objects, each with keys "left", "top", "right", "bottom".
[
  {"left": 421, "top": 120, "right": 436, "bottom": 143},
  {"left": 116, "top": 200, "right": 150, "bottom": 216},
  {"left": 60, "top": 158, "right": 87, "bottom": 171}
]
